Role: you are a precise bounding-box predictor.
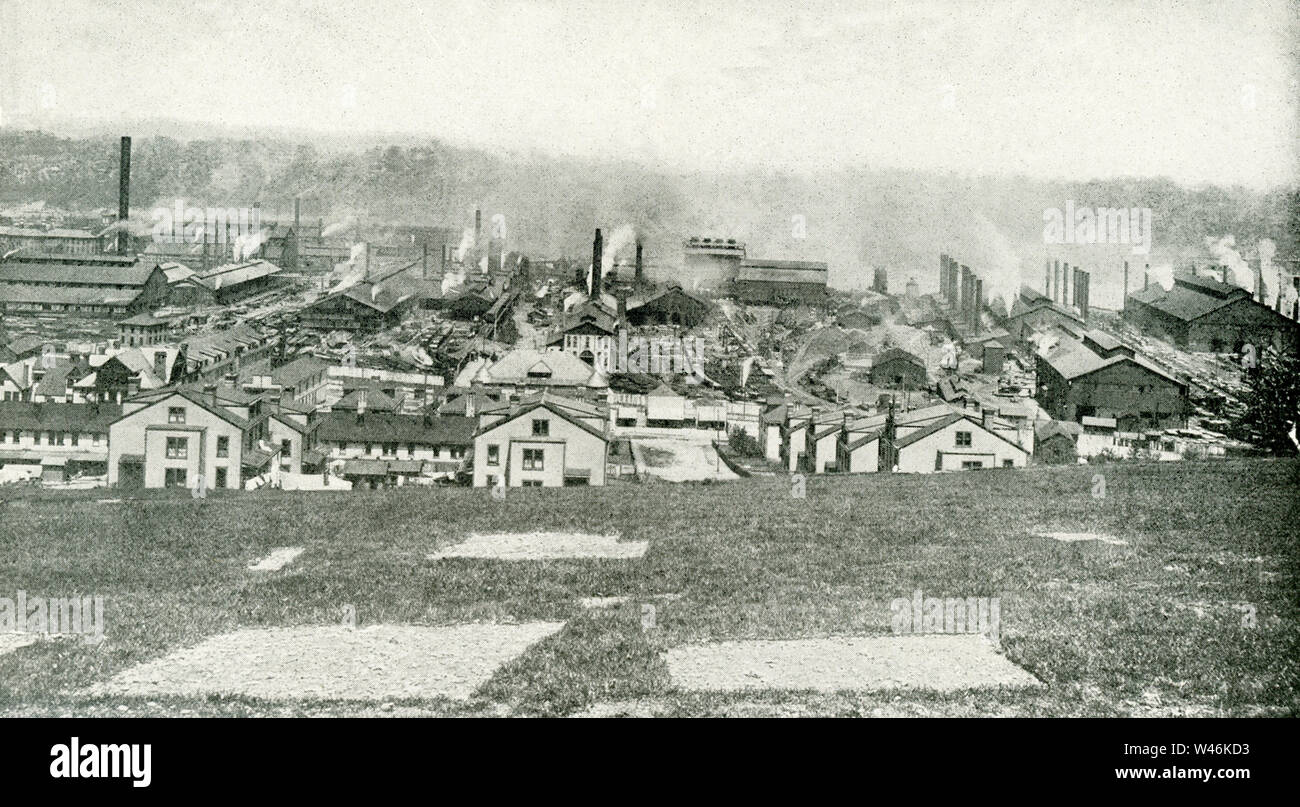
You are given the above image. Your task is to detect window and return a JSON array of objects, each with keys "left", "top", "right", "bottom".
[
  {"left": 215, "top": 467, "right": 227, "bottom": 488},
  {"left": 451, "top": 447, "right": 465, "bottom": 460},
  {"left": 522, "top": 448, "right": 544, "bottom": 471},
  {"left": 407, "top": 443, "right": 417, "bottom": 457},
  {"left": 532, "top": 419, "right": 549, "bottom": 437},
  {"left": 164, "top": 467, "right": 187, "bottom": 487},
  {"left": 216, "top": 436, "right": 229, "bottom": 458},
  {"left": 166, "top": 436, "right": 188, "bottom": 459},
  {"left": 955, "top": 431, "right": 972, "bottom": 447},
  {"left": 11, "top": 430, "right": 19, "bottom": 443},
  {"left": 485, "top": 475, "right": 497, "bottom": 487},
  {"left": 281, "top": 439, "right": 292, "bottom": 457},
  {"left": 486, "top": 445, "right": 500, "bottom": 466},
  {"left": 70, "top": 433, "right": 79, "bottom": 446},
  {"left": 961, "top": 460, "right": 983, "bottom": 470},
  {"left": 382, "top": 442, "right": 397, "bottom": 456},
  {"left": 1003, "top": 459, "right": 1015, "bottom": 468},
  {"left": 167, "top": 406, "right": 186, "bottom": 424},
  {"left": 364, "top": 443, "right": 374, "bottom": 455},
  {"left": 522, "top": 479, "right": 542, "bottom": 487}
]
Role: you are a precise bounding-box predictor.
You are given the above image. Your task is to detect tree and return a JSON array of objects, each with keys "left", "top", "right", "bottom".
[{"left": 1234, "top": 348, "right": 1300, "bottom": 455}]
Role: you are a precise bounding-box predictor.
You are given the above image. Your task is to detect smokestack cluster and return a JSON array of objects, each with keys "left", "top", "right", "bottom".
[
  {"left": 591, "top": 228, "right": 603, "bottom": 297},
  {"left": 939, "top": 253, "right": 959, "bottom": 304},
  {"left": 117, "top": 136, "right": 131, "bottom": 255}
]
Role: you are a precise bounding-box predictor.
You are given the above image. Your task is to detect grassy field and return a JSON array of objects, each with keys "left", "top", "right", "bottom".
[{"left": 0, "top": 459, "right": 1296, "bottom": 717}]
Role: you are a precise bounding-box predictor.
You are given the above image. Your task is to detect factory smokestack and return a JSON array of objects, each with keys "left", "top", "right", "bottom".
[
  {"left": 117, "top": 136, "right": 131, "bottom": 255},
  {"left": 1254, "top": 257, "right": 1263, "bottom": 302},
  {"left": 1053, "top": 260, "right": 1061, "bottom": 305},
  {"left": 475, "top": 209, "right": 482, "bottom": 246},
  {"left": 591, "top": 228, "right": 603, "bottom": 297},
  {"left": 1044, "top": 258, "right": 1052, "bottom": 300},
  {"left": 635, "top": 240, "right": 643, "bottom": 282},
  {"left": 294, "top": 197, "right": 301, "bottom": 232}
]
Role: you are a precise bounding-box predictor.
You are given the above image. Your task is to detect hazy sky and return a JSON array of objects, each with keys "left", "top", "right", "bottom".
[{"left": 3, "top": 0, "right": 1296, "bottom": 188}]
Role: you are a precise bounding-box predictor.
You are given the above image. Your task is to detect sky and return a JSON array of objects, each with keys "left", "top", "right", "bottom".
[{"left": 2, "top": 0, "right": 1297, "bottom": 188}]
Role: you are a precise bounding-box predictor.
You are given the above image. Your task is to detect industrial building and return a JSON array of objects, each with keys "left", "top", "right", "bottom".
[
  {"left": 868, "top": 347, "right": 927, "bottom": 389},
  {"left": 1124, "top": 271, "right": 1300, "bottom": 354},
  {"left": 0, "top": 255, "right": 169, "bottom": 316},
  {"left": 732, "top": 259, "right": 829, "bottom": 303},
  {"left": 1035, "top": 330, "right": 1189, "bottom": 430}
]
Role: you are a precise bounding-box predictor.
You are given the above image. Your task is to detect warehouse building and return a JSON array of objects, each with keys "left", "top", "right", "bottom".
[
  {"left": 1036, "top": 330, "right": 1189, "bottom": 430},
  {"left": 1124, "top": 271, "right": 1300, "bottom": 354},
  {"left": 0, "top": 255, "right": 169, "bottom": 316},
  {"left": 731, "top": 259, "right": 829, "bottom": 303}
]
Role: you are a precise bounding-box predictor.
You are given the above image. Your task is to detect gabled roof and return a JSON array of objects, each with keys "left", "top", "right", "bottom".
[
  {"left": 0, "top": 400, "right": 122, "bottom": 431},
  {"left": 480, "top": 348, "right": 604, "bottom": 387},
  {"left": 1038, "top": 333, "right": 1183, "bottom": 388},
  {"left": 474, "top": 395, "right": 608, "bottom": 442},
  {"left": 894, "top": 412, "right": 1027, "bottom": 454},
  {"left": 1035, "top": 420, "right": 1082, "bottom": 440},
  {"left": 872, "top": 347, "right": 925, "bottom": 368},
  {"left": 113, "top": 389, "right": 252, "bottom": 430}
]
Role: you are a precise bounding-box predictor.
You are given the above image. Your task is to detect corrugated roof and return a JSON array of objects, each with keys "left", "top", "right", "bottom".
[
  {"left": 0, "top": 401, "right": 122, "bottom": 431},
  {"left": 0, "top": 284, "right": 139, "bottom": 307}
]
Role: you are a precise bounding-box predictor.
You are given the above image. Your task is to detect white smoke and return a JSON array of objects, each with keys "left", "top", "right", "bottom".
[
  {"left": 320, "top": 215, "right": 357, "bottom": 239},
  {"left": 454, "top": 227, "right": 475, "bottom": 261},
  {"left": 441, "top": 263, "right": 467, "bottom": 295},
  {"left": 969, "top": 214, "right": 1022, "bottom": 317},
  {"left": 601, "top": 224, "right": 637, "bottom": 275},
  {"left": 1204, "top": 235, "right": 1254, "bottom": 290},
  {"left": 1147, "top": 262, "right": 1175, "bottom": 291}
]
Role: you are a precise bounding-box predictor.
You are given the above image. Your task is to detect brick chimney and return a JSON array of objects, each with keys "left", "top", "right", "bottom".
[{"left": 117, "top": 136, "right": 131, "bottom": 255}]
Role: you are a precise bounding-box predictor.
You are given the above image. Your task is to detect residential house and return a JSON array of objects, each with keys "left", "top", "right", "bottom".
[
  {"left": 0, "top": 401, "right": 120, "bottom": 481},
  {"left": 472, "top": 394, "right": 609, "bottom": 487}
]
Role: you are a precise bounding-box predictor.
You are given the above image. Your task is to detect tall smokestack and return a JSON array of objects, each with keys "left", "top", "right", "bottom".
[
  {"left": 1063, "top": 262, "right": 1071, "bottom": 308},
  {"left": 1222, "top": 264, "right": 1229, "bottom": 286},
  {"left": 959, "top": 264, "right": 970, "bottom": 320},
  {"left": 475, "top": 209, "right": 482, "bottom": 246},
  {"left": 973, "top": 277, "right": 983, "bottom": 328},
  {"left": 1053, "top": 260, "right": 1061, "bottom": 304},
  {"left": 635, "top": 241, "right": 644, "bottom": 282},
  {"left": 1254, "top": 257, "right": 1263, "bottom": 302},
  {"left": 1144, "top": 263, "right": 1150, "bottom": 290},
  {"left": 591, "top": 228, "right": 603, "bottom": 297},
  {"left": 294, "top": 197, "right": 301, "bottom": 232},
  {"left": 1081, "top": 271, "right": 1090, "bottom": 322},
  {"left": 1044, "top": 258, "right": 1052, "bottom": 299},
  {"left": 117, "top": 136, "right": 131, "bottom": 255}
]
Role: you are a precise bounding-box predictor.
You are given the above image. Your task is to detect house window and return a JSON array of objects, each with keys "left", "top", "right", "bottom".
[
  {"left": 215, "top": 467, "right": 228, "bottom": 488},
  {"left": 450, "top": 447, "right": 465, "bottom": 459},
  {"left": 365, "top": 443, "right": 374, "bottom": 455},
  {"left": 486, "top": 445, "right": 499, "bottom": 466},
  {"left": 532, "top": 419, "right": 549, "bottom": 437},
  {"left": 70, "top": 433, "right": 79, "bottom": 446},
  {"left": 407, "top": 443, "right": 417, "bottom": 456},
  {"left": 281, "top": 439, "right": 292, "bottom": 457},
  {"left": 522, "top": 479, "right": 542, "bottom": 487},
  {"left": 168, "top": 406, "right": 186, "bottom": 424},
  {"left": 955, "top": 431, "right": 972, "bottom": 447},
  {"left": 382, "top": 442, "right": 397, "bottom": 456},
  {"left": 1003, "top": 459, "right": 1014, "bottom": 468},
  {"left": 522, "top": 448, "right": 544, "bottom": 471},
  {"left": 11, "top": 430, "right": 19, "bottom": 443},
  {"left": 166, "top": 436, "right": 188, "bottom": 459},
  {"left": 961, "top": 460, "right": 983, "bottom": 470},
  {"left": 216, "top": 436, "right": 229, "bottom": 458},
  {"left": 164, "top": 467, "right": 188, "bottom": 487}
]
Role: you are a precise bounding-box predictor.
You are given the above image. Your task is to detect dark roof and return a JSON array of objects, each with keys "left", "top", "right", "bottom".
[
  {"left": 1035, "top": 420, "right": 1083, "bottom": 440},
  {"left": 872, "top": 347, "right": 925, "bottom": 368},
  {"left": 315, "top": 412, "right": 475, "bottom": 446},
  {"left": 0, "top": 401, "right": 122, "bottom": 432},
  {"left": 0, "top": 258, "right": 159, "bottom": 287},
  {"left": 894, "top": 413, "right": 1027, "bottom": 454},
  {"left": 1130, "top": 273, "right": 1260, "bottom": 323}
]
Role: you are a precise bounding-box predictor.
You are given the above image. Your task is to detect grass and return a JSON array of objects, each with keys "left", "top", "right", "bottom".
[{"left": 0, "top": 458, "right": 1296, "bottom": 717}]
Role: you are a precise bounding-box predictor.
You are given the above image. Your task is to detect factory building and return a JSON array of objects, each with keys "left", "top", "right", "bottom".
[
  {"left": 1124, "top": 271, "right": 1300, "bottom": 354},
  {"left": 0, "top": 226, "right": 110, "bottom": 256},
  {"left": 0, "top": 255, "right": 169, "bottom": 316},
  {"left": 868, "top": 347, "right": 928, "bottom": 389},
  {"left": 625, "top": 284, "right": 712, "bottom": 328},
  {"left": 1035, "top": 330, "right": 1189, "bottom": 430},
  {"left": 731, "top": 259, "right": 829, "bottom": 303}
]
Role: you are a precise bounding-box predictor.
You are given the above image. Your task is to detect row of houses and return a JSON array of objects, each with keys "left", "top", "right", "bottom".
[{"left": 764, "top": 400, "right": 1032, "bottom": 475}]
